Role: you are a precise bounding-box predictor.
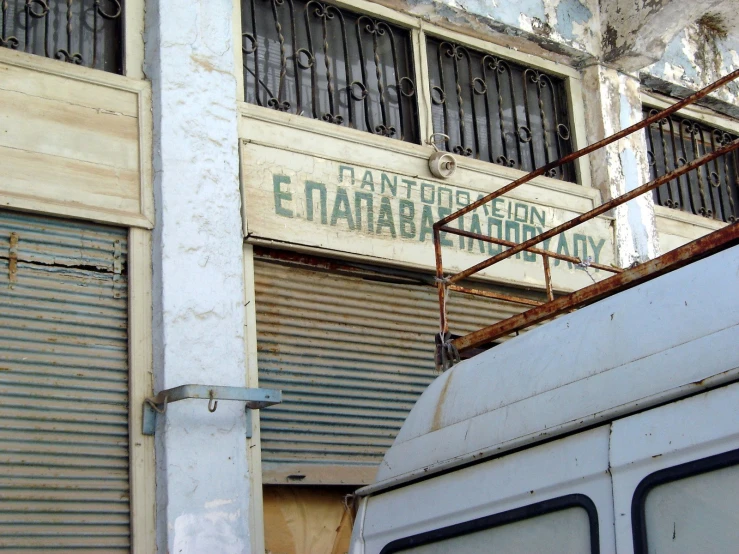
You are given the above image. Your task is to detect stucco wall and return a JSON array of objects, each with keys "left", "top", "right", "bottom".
[
  {"left": 145, "top": 0, "right": 252, "bottom": 552},
  {"left": 644, "top": 10, "right": 739, "bottom": 113}
]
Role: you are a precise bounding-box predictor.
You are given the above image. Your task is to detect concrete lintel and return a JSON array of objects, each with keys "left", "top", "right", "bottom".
[{"left": 601, "top": 0, "right": 725, "bottom": 72}]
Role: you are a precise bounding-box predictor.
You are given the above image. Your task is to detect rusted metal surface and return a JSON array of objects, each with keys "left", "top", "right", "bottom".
[
  {"left": 542, "top": 255, "right": 554, "bottom": 302},
  {"left": 452, "top": 222, "right": 739, "bottom": 353},
  {"left": 7, "top": 232, "right": 17, "bottom": 286},
  {"left": 444, "top": 137, "right": 739, "bottom": 284},
  {"left": 432, "top": 70, "right": 739, "bottom": 363},
  {"left": 447, "top": 227, "right": 622, "bottom": 274},
  {"left": 447, "top": 284, "right": 543, "bottom": 307}
]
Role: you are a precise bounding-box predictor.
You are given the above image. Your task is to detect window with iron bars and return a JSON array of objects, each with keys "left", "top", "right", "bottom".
[
  {"left": 426, "top": 37, "right": 575, "bottom": 182},
  {"left": 644, "top": 108, "right": 738, "bottom": 223},
  {"left": 240, "top": 0, "right": 576, "bottom": 183},
  {"left": 241, "top": 0, "right": 419, "bottom": 142},
  {"left": 0, "top": 0, "right": 123, "bottom": 74}
]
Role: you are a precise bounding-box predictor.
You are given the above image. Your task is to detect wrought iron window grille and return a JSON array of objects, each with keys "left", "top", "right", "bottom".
[
  {"left": 426, "top": 37, "right": 576, "bottom": 182},
  {"left": 241, "top": 0, "right": 419, "bottom": 143},
  {"left": 644, "top": 108, "right": 738, "bottom": 223},
  {"left": 0, "top": 0, "right": 123, "bottom": 73}
]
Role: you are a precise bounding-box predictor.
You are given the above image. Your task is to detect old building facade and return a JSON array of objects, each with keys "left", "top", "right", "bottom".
[{"left": 0, "top": 0, "right": 738, "bottom": 552}]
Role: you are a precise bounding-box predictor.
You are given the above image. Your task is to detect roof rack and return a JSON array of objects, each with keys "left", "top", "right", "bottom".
[{"left": 434, "top": 69, "right": 739, "bottom": 370}]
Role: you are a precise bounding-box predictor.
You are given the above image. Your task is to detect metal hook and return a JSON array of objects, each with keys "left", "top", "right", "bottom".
[
  {"left": 208, "top": 391, "right": 218, "bottom": 413},
  {"left": 146, "top": 395, "right": 168, "bottom": 414},
  {"left": 426, "top": 133, "right": 450, "bottom": 152}
]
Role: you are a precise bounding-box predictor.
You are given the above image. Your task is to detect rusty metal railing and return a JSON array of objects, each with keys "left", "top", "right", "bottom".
[{"left": 434, "top": 68, "right": 739, "bottom": 370}]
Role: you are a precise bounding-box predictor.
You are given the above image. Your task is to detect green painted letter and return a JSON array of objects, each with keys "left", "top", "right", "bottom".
[
  {"left": 355, "top": 192, "right": 374, "bottom": 233},
  {"left": 273, "top": 175, "right": 293, "bottom": 218},
  {"left": 305, "top": 181, "right": 327, "bottom": 224},
  {"left": 376, "top": 197, "right": 397, "bottom": 238},
  {"left": 330, "top": 187, "right": 355, "bottom": 229},
  {"left": 399, "top": 199, "right": 416, "bottom": 238}
]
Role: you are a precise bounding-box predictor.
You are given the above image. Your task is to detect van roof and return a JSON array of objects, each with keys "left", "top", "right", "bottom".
[{"left": 357, "top": 243, "right": 739, "bottom": 496}]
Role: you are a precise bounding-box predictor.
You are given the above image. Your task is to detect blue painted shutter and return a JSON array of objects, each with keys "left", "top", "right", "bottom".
[{"left": 0, "top": 210, "right": 130, "bottom": 552}]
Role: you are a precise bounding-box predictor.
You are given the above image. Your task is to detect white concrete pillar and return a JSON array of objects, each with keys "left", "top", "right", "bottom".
[
  {"left": 144, "top": 1, "right": 251, "bottom": 552},
  {"left": 581, "top": 64, "right": 660, "bottom": 266}
]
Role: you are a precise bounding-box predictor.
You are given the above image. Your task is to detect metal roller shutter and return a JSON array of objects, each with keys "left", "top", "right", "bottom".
[
  {"left": 0, "top": 210, "right": 130, "bottom": 553},
  {"left": 254, "top": 255, "right": 530, "bottom": 485}
]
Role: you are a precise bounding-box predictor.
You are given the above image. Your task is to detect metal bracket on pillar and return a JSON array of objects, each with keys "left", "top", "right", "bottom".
[{"left": 142, "top": 384, "right": 282, "bottom": 436}]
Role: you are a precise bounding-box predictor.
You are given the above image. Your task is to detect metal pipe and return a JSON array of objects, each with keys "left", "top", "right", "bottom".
[
  {"left": 447, "top": 227, "right": 622, "bottom": 273},
  {"left": 148, "top": 384, "right": 282, "bottom": 410},
  {"left": 447, "top": 284, "right": 543, "bottom": 307},
  {"left": 452, "top": 222, "right": 739, "bottom": 352},
  {"left": 432, "top": 68, "right": 739, "bottom": 231},
  {"left": 542, "top": 255, "right": 554, "bottom": 302},
  {"left": 434, "top": 228, "right": 448, "bottom": 335},
  {"left": 445, "top": 137, "right": 739, "bottom": 284}
]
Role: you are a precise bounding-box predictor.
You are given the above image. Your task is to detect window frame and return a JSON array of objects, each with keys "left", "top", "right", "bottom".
[
  {"left": 234, "top": 0, "right": 592, "bottom": 188},
  {"left": 379, "top": 493, "right": 600, "bottom": 554},
  {"left": 631, "top": 447, "right": 739, "bottom": 554},
  {"left": 641, "top": 91, "right": 739, "bottom": 228},
  {"left": 0, "top": 0, "right": 144, "bottom": 78}
]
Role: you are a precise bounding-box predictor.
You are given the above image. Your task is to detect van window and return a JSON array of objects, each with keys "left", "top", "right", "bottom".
[
  {"left": 632, "top": 449, "right": 739, "bottom": 554},
  {"left": 381, "top": 494, "right": 599, "bottom": 553}
]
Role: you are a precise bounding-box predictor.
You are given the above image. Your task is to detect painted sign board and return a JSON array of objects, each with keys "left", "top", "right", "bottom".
[{"left": 242, "top": 142, "right": 615, "bottom": 291}]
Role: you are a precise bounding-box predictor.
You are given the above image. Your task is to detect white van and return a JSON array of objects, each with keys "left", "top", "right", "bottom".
[{"left": 349, "top": 241, "right": 739, "bottom": 554}]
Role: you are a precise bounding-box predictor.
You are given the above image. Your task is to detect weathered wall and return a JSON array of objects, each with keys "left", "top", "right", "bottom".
[
  {"left": 643, "top": 7, "right": 739, "bottom": 114},
  {"left": 145, "top": 0, "right": 252, "bottom": 552},
  {"left": 600, "top": 0, "right": 726, "bottom": 73},
  {"left": 582, "top": 64, "right": 659, "bottom": 265},
  {"left": 372, "top": 0, "right": 600, "bottom": 64}
]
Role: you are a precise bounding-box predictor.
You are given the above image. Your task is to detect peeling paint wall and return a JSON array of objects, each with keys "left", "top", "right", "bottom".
[
  {"left": 145, "top": 0, "right": 252, "bottom": 552},
  {"left": 644, "top": 9, "right": 739, "bottom": 109},
  {"left": 373, "top": 0, "right": 600, "bottom": 64},
  {"left": 582, "top": 65, "right": 659, "bottom": 265}
]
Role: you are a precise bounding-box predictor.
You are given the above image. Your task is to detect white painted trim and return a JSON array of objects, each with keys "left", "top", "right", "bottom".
[
  {"left": 304, "top": 0, "right": 419, "bottom": 28},
  {"left": 138, "top": 82, "right": 155, "bottom": 227},
  {"left": 418, "top": 20, "right": 580, "bottom": 80},
  {"left": 243, "top": 244, "right": 266, "bottom": 554},
  {"left": 413, "top": 28, "right": 433, "bottom": 145},
  {"left": 233, "top": 0, "right": 245, "bottom": 103},
  {"left": 641, "top": 91, "right": 739, "bottom": 134},
  {"left": 128, "top": 227, "right": 156, "bottom": 554},
  {"left": 0, "top": 42, "right": 146, "bottom": 91},
  {"left": 124, "top": 0, "right": 145, "bottom": 79},
  {"left": 654, "top": 205, "right": 727, "bottom": 231},
  {"left": 0, "top": 48, "right": 155, "bottom": 229},
  {"left": 0, "top": 198, "right": 154, "bottom": 229}
]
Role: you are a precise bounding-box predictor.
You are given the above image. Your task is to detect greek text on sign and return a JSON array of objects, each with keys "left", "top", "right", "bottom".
[{"left": 243, "top": 144, "right": 615, "bottom": 291}]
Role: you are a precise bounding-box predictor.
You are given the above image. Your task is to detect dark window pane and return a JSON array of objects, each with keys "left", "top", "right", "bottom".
[
  {"left": 644, "top": 108, "right": 739, "bottom": 223},
  {"left": 426, "top": 37, "right": 576, "bottom": 182},
  {"left": 241, "top": 0, "right": 419, "bottom": 143},
  {"left": 0, "top": 0, "right": 123, "bottom": 74}
]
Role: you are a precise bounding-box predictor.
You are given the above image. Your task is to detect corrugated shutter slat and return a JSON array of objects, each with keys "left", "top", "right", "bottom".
[
  {"left": 254, "top": 258, "right": 526, "bottom": 484},
  {"left": 0, "top": 210, "right": 130, "bottom": 552}
]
